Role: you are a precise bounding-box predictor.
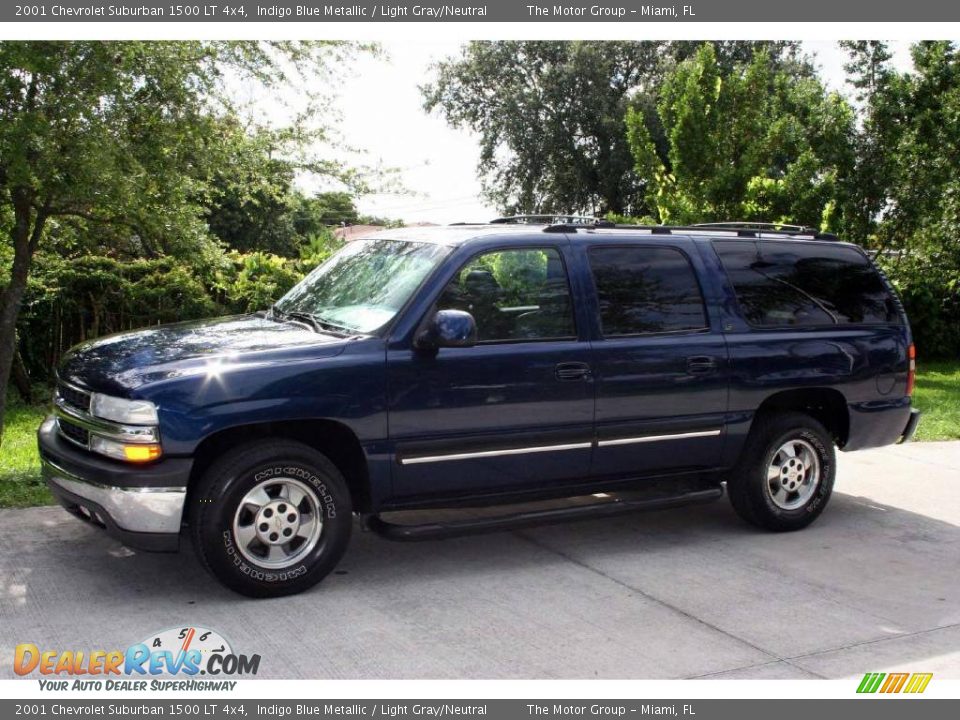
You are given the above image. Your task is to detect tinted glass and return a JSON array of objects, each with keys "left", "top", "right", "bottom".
[
  {"left": 436, "top": 248, "right": 576, "bottom": 342},
  {"left": 714, "top": 241, "right": 901, "bottom": 327},
  {"left": 589, "top": 246, "right": 708, "bottom": 336}
]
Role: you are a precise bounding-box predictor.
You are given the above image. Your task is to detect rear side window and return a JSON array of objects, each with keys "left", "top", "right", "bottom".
[
  {"left": 714, "top": 241, "right": 901, "bottom": 327},
  {"left": 588, "top": 246, "right": 708, "bottom": 336}
]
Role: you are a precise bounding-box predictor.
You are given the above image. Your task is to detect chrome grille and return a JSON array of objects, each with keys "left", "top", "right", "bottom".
[
  {"left": 57, "top": 381, "right": 91, "bottom": 413},
  {"left": 55, "top": 380, "right": 93, "bottom": 449},
  {"left": 57, "top": 419, "right": 90, "bottom": 448}
]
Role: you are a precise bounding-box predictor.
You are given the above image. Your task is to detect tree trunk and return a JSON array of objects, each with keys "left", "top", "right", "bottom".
[
  {"left": 11, "top": 336, "right": 33, "bottom": 403},
  {"left": 0, "top": 197, "right": 47, "bottom": 446}
]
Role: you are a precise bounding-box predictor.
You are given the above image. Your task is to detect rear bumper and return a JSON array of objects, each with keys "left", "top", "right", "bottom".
[
  {"left": 38, "top": 417, "right": 191, "bottom": 552},
  {"left": 844, "top": 398, "right": 917, "bottom": 451},
  {"left": 898, "top": 408, "right": 922, "bottom": 444}
]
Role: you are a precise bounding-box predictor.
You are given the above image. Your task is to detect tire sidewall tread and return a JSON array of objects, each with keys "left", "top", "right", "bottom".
[
  {"left": 728, "top": 411, "right": 836, "bottom": 532},
  {"left": 189, "top": 439, "right": 353, "bottom": 598}
]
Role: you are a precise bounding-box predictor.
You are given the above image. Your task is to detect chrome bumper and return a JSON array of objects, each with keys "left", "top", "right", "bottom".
[{"left": 43, "top": 456, "right": 186, "bottom": 535}]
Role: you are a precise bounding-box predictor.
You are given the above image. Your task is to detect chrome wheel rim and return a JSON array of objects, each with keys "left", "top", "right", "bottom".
[
  {"left": 766, "top": 438, "right": 820, "bottom": 510},
  {"left": 232, "top": 477, "right": 323, "bottom": 569}
]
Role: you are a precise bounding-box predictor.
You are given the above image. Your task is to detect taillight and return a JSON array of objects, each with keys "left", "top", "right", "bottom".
[{"left": 906, "top": 343, "right": 916, "bottom": 396}]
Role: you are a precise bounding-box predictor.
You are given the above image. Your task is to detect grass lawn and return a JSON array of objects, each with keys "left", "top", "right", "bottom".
[
  {"left": 0, "top": 400, "right": 51, "bottom": 507},
  {"left": 1, "top": 363, "right": 958, "bottom": 508},
  {"left": 911, "top": 361, "right": 960, "bottom": 442}
]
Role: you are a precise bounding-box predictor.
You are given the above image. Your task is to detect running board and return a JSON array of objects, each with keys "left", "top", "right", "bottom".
[{"left": 366, "top": 486, "right": 724, "bottom": 542}]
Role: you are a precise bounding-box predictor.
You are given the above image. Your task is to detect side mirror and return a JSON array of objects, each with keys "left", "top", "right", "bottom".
[{"left": 416, "top": 309, "right": 477, "bottom": 350}]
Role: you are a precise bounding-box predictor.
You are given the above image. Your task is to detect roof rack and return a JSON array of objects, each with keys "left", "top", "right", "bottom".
[
  {"left": 478, "top": 215, "right": 838, "bottom": 240},
  {"left": 541, "top": 220, "right": 838, "bottom": 240},
  {"left": 691, "top": 221, "right": 815, "bottom": 233},
  {"left": 490, "top": 214, "right": 609, "bottom": 226}
]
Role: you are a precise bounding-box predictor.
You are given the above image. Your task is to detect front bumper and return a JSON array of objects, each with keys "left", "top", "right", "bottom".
[{"left": 38, "top": 417, "right": 192, "bottom": 552}]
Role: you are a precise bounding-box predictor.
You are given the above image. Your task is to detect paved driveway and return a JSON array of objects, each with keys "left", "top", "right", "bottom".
[{"left": 2, "top": 442, "right": 958, "bottom": 679}]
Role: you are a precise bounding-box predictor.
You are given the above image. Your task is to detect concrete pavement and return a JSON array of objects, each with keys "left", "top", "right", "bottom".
[{"left": 1, "top": 442, "right": 958, "bottom": 679}]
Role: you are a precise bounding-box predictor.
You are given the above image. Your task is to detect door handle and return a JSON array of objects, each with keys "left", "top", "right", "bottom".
[
  {"left": 686, "top": 356, "right": 717, "bottom": 375},
  {"left": 555, "top": 362, "right": 591, "bottom": 381}
]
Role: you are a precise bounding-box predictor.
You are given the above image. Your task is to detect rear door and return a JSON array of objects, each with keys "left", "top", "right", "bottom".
[{"left": 584, "top": 240, "right": 729, "bottom": 480}]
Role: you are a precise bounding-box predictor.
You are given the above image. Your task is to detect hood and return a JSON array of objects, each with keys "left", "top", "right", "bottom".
[{"left": 59, "top": 314, "right": 349, "bottom": 395}]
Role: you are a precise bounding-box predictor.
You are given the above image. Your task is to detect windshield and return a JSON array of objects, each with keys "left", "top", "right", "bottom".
[{"left": 274, "top": 238, "right": 450, "bottom": 334}]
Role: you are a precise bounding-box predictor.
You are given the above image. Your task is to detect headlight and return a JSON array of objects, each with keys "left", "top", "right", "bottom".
[{"left": 90, "top": 393, "right": 159, "bottom": 425}]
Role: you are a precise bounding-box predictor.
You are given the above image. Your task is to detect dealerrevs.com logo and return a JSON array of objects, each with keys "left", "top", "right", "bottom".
[
  {"left": 857, "top": 672, "right": 933, "bottom": 694},
  {"left": 14, "top": 626, "right": 259, "bottom": 691}
]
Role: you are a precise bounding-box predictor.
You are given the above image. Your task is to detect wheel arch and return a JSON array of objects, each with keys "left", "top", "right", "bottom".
[
  {"left": 186, "top": 419, "right": 372, "bottom": 514},
  {"left": 752, "top": 387, "right": 850, "bottom": 447}
]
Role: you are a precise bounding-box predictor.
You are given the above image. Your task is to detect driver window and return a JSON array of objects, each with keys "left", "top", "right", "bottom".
[{"left": 436, "top": 248, "right": 576, "bottom": 342}]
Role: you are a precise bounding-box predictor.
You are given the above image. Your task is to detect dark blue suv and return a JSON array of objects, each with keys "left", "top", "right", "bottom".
[{"left": 38, "top": 220, "right": 921, "bottom": 597}]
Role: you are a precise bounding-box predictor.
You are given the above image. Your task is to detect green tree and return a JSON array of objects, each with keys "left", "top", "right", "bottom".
[
  {"left": 422, "top": 41, "right": 803, "bottom": 216},
  {"left": 842, "top": 41, "right": 960, "bottom": 253},
  {"left": 0, "top": 40, "right": 360, "bottom": 443},
  {"left": 840, "top": 41, "right": 901, "bottom": 242},
  {"left": 305, "top": 191, "right": 361, "bottom": 226},
  {"left": 843, "top": 41, "right": 960, "bottom": 357},
  {"left": 204, "top": 125, "right": 301, "bottom": 256},
  {"left": 626, "top": 44, "right": 855, "bottom": 229}
]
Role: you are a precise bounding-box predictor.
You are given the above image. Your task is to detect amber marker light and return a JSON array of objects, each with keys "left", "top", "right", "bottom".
[{"left": 122, "top": 444, "right": 163, "bottom": 463}]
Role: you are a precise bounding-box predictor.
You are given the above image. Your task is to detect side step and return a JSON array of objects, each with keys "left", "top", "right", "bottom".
[{"left": 366, "top": 486, "right": 724, "bottom": 542}]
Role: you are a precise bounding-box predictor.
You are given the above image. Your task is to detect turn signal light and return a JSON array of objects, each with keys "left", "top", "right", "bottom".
[
  {"left": 123, "top": 444, "right": 163, "bottom": 463},
  {"left": 906, "top": 343, "right": 916, "bottom": 397}
]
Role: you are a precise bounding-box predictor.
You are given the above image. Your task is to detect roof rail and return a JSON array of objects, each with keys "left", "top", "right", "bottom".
[
  {"left": 689, "top": 222, "right": 838, "bottom": 240},
  {"left": 538, "top": 221, "right": 838, "bottom": 240},
  {"left": 480, "top": 215, "right": 839, "bottom": 240},
  {"left": 490, "top": 214, "right": 608, "bottom": 226},
  {"left": 691, "top": 221, "right": 814, "bottom": 233}
]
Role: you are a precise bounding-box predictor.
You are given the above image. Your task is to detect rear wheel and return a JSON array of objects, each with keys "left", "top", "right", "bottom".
[
  {"left": 727, "top": 412, "right": 835, "bottom": 531},
  {"left": 189, "top": 440, "right": 353, "bottom": 598}
]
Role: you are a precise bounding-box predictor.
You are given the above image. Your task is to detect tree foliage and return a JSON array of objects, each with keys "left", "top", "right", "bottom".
[
  {"left": 844, "top": 41, "right": 960, "bottom": 357},
  {"left": 422, "top": 41, "right": 803, "bottom": 216},
  {"left": 0, "top": 40, "right": 363, "bottom": 442},
  {"left": 17, "top": 248, "right": 341, "bottom": 382},
  {"left": 625, "top": 44, "right": 855, "bottom": 230}
]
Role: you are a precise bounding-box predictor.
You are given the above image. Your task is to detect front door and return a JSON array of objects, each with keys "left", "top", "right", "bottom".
[
  {"left": 584, "top": 242, "right": 729, "bottom": 480},
  {"left": 387, "top": 245, "right": 595, "bottom": 501}
]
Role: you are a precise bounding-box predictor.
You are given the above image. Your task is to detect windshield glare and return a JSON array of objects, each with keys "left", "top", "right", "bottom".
[{"left": 275, "top": 238, "right": 450, "bottom": 334}]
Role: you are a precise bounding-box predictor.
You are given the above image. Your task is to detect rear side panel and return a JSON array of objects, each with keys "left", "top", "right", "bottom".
[{"left": 697, "top": 237, "right": 912, "bottom": 464}]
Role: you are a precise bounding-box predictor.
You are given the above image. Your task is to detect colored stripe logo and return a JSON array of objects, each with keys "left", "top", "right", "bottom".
[{"left": 857, "top": 672, "right": 933, "bottom": 694}]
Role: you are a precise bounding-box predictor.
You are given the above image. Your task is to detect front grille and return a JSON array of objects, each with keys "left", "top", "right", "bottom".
[
  {"left": 57, "top": 419, "right": 90, "bottom": 448},
  {"left": 58, "top": 381, "right": 91, "bottom": 413}
]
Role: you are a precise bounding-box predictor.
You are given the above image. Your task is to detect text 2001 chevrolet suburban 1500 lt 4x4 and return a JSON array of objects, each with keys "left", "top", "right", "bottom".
[{"left": 39, "top": 219, "right": 921, "bottom": 597}]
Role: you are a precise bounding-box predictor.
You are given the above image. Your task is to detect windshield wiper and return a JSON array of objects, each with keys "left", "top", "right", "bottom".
[
  {"left": 283, "top": 311, "right": 355, "bottom": 337},
  {"left": 266, "top": 304, "right": 286, "bottom": 322},
  {"left": 312, "top": 314, "right": 361, "bottom": 336},
  {"left": 267, "top": 305, "right": 360, "bottom": 337}
]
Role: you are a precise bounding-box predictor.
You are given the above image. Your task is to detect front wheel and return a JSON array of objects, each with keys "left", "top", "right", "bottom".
[
  {"left": 727, "top": 412, "right": 836, "bottom": 532},
  {"left": 189, "top": 440, "right": 353, "bottom": 598}
]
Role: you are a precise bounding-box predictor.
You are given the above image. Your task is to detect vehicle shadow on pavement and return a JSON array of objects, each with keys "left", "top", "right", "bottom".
[{"left": 1, "top": 492, "right": 958, "bottom": 679}]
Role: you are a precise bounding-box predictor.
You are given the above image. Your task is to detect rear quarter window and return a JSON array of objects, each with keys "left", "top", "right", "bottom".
[{"left": 713, "top": 240, "right": 901, "bottom": 327}]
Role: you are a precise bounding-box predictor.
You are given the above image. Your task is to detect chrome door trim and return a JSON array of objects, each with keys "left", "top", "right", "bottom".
[
  {"left": 597, "top": 428, "right": 722, "bottom": 448},
  {"left": 400, "top": 441, "right": 593, "bottom": 466}
]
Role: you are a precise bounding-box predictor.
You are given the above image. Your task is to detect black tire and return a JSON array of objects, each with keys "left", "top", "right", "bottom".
[
  {"left": 727, "top": 411, "right": 836, "bottom": 532},
  {"left": 189, "top": 439, "right": 353, "bottom": 598}
]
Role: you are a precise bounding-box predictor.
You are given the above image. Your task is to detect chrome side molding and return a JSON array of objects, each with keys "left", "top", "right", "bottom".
[
  {"left": 597, "top": 429, "right": 722, "bottom": 448},
  {"left": 400, "top": 441, "right": 593, "bottom": 465},
  {"left": 400, "top": 429, "right": 722, "bottom": 465}
]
